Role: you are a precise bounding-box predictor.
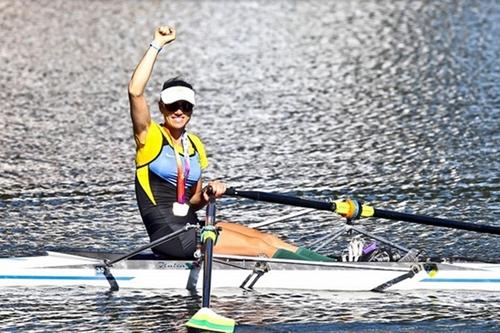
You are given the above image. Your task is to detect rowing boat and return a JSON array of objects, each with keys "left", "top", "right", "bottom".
[
  {"left": 2, "top": 188, "right": 499, "bottom": 332},
  {"left": 1, "top": 248, "right": 499, "bottom": 292},
  {"left": 1, "top": 250, "right": 499, "bottom": 291},
  {"left": 1, "top": 189, "right": 499, "bottom": 293}
]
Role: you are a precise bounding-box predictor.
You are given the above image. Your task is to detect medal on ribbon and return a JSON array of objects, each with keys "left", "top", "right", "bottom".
[{"left": 171, "top": 131, "right": 191, "bottom": 216}]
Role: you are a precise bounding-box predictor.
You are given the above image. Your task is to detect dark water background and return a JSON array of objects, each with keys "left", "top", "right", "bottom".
[{"left": 1, "top": 0, "right": 499, "bottom": 332}]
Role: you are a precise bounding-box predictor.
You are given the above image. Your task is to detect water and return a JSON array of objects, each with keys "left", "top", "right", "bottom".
[{"left": 1, "top": 0, "right": 499, "bottom": 331}]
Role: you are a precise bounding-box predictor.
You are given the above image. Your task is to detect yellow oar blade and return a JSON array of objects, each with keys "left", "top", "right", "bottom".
[{"left": 186, "top": 307, "right": 236, "bottom": 333}]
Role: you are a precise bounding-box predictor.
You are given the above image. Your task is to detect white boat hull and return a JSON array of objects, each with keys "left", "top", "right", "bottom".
[{"left": 1, "top": 252, "right": 499, "bottom": 292}]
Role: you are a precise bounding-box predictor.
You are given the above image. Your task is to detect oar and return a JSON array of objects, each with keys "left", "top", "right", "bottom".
[
  {"left": 186, "top": 190, "right": 236, "bottom": 333},
  {"left": 225, "top": 188, "right": 500, "bottom": 236}
]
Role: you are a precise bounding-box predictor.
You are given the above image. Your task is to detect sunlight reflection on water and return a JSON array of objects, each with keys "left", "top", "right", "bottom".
[{"left": 1, "top": 0, "right": 499, "bottom": 332}]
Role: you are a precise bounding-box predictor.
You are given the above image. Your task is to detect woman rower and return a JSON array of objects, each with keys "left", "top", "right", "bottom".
[{"left": 128, "top": 25, "right": 332, "bottom": 262}]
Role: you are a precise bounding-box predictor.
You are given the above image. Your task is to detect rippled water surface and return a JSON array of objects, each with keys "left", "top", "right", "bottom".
[{"left": 1, "top": 0, "right": 499, "bottom": 332}]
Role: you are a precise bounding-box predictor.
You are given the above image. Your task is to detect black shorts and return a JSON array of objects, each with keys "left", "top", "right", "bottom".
[{"left": 141, "top": 206, "right": 200, "bottom": 259}]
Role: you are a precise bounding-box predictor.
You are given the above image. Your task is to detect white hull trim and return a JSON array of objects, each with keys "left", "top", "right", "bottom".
[{"left": 0, "top": 252, "right": 499, "bottom": 292}]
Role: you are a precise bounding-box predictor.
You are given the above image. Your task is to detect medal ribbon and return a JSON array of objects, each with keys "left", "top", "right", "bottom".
[{"left": 172, "top": 132, "right": 191, "bottom": 204}]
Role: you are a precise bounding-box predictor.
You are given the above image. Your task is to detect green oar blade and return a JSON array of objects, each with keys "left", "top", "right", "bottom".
[{"left": 186, "top": 307, "right": 236, "bottom": 333}]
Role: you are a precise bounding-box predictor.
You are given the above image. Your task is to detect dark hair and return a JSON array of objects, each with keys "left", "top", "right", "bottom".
[{"left": 162, "top": 77, "right": 194, "bottom": 91}]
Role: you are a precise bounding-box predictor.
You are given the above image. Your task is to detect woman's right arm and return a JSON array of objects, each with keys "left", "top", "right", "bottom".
[{"left": 128, "top": 26, "right": 176, "bottom": 145}]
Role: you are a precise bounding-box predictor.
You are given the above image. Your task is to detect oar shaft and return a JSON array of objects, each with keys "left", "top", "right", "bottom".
[
  {"left": 186, "top": 189, "right": 236, "bottom": 332},
  {"left": 374, "top": 209, "right": 500, "bottom": 235},
  {"left": 226, "top": 188, "right": 500, "bottom": 236},
  {"left": 202, "top": 238, "right": 213, "bottom": 308},
  {"left": 225, "top": 188, "right": 334, "bottom": 211},
  {"left": 202, "top": 194, "right": 217, "bottom": 308}
]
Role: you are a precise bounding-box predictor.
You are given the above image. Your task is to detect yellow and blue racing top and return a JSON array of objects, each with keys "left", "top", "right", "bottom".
[{"left": 135, "top": 121, "right": 208, "bottom": 209}]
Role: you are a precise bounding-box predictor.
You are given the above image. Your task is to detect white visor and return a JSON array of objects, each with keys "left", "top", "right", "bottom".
[{"left": 160, "top": 86, "right": 196, "bottom": 105}]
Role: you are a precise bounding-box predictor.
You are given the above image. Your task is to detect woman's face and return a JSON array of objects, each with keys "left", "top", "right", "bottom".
[{"left": 161, "top": 101, "right": 193, "bottom": 131}]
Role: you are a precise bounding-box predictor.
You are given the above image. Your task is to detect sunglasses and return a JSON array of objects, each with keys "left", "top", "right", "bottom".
[{"left": 164, "top": 101, "right": 194, "bottom": 113}]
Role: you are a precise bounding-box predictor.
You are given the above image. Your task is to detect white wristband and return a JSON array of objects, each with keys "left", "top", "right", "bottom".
[{"left": 149, "top": 41, "right": 162, "bottom": 52}]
